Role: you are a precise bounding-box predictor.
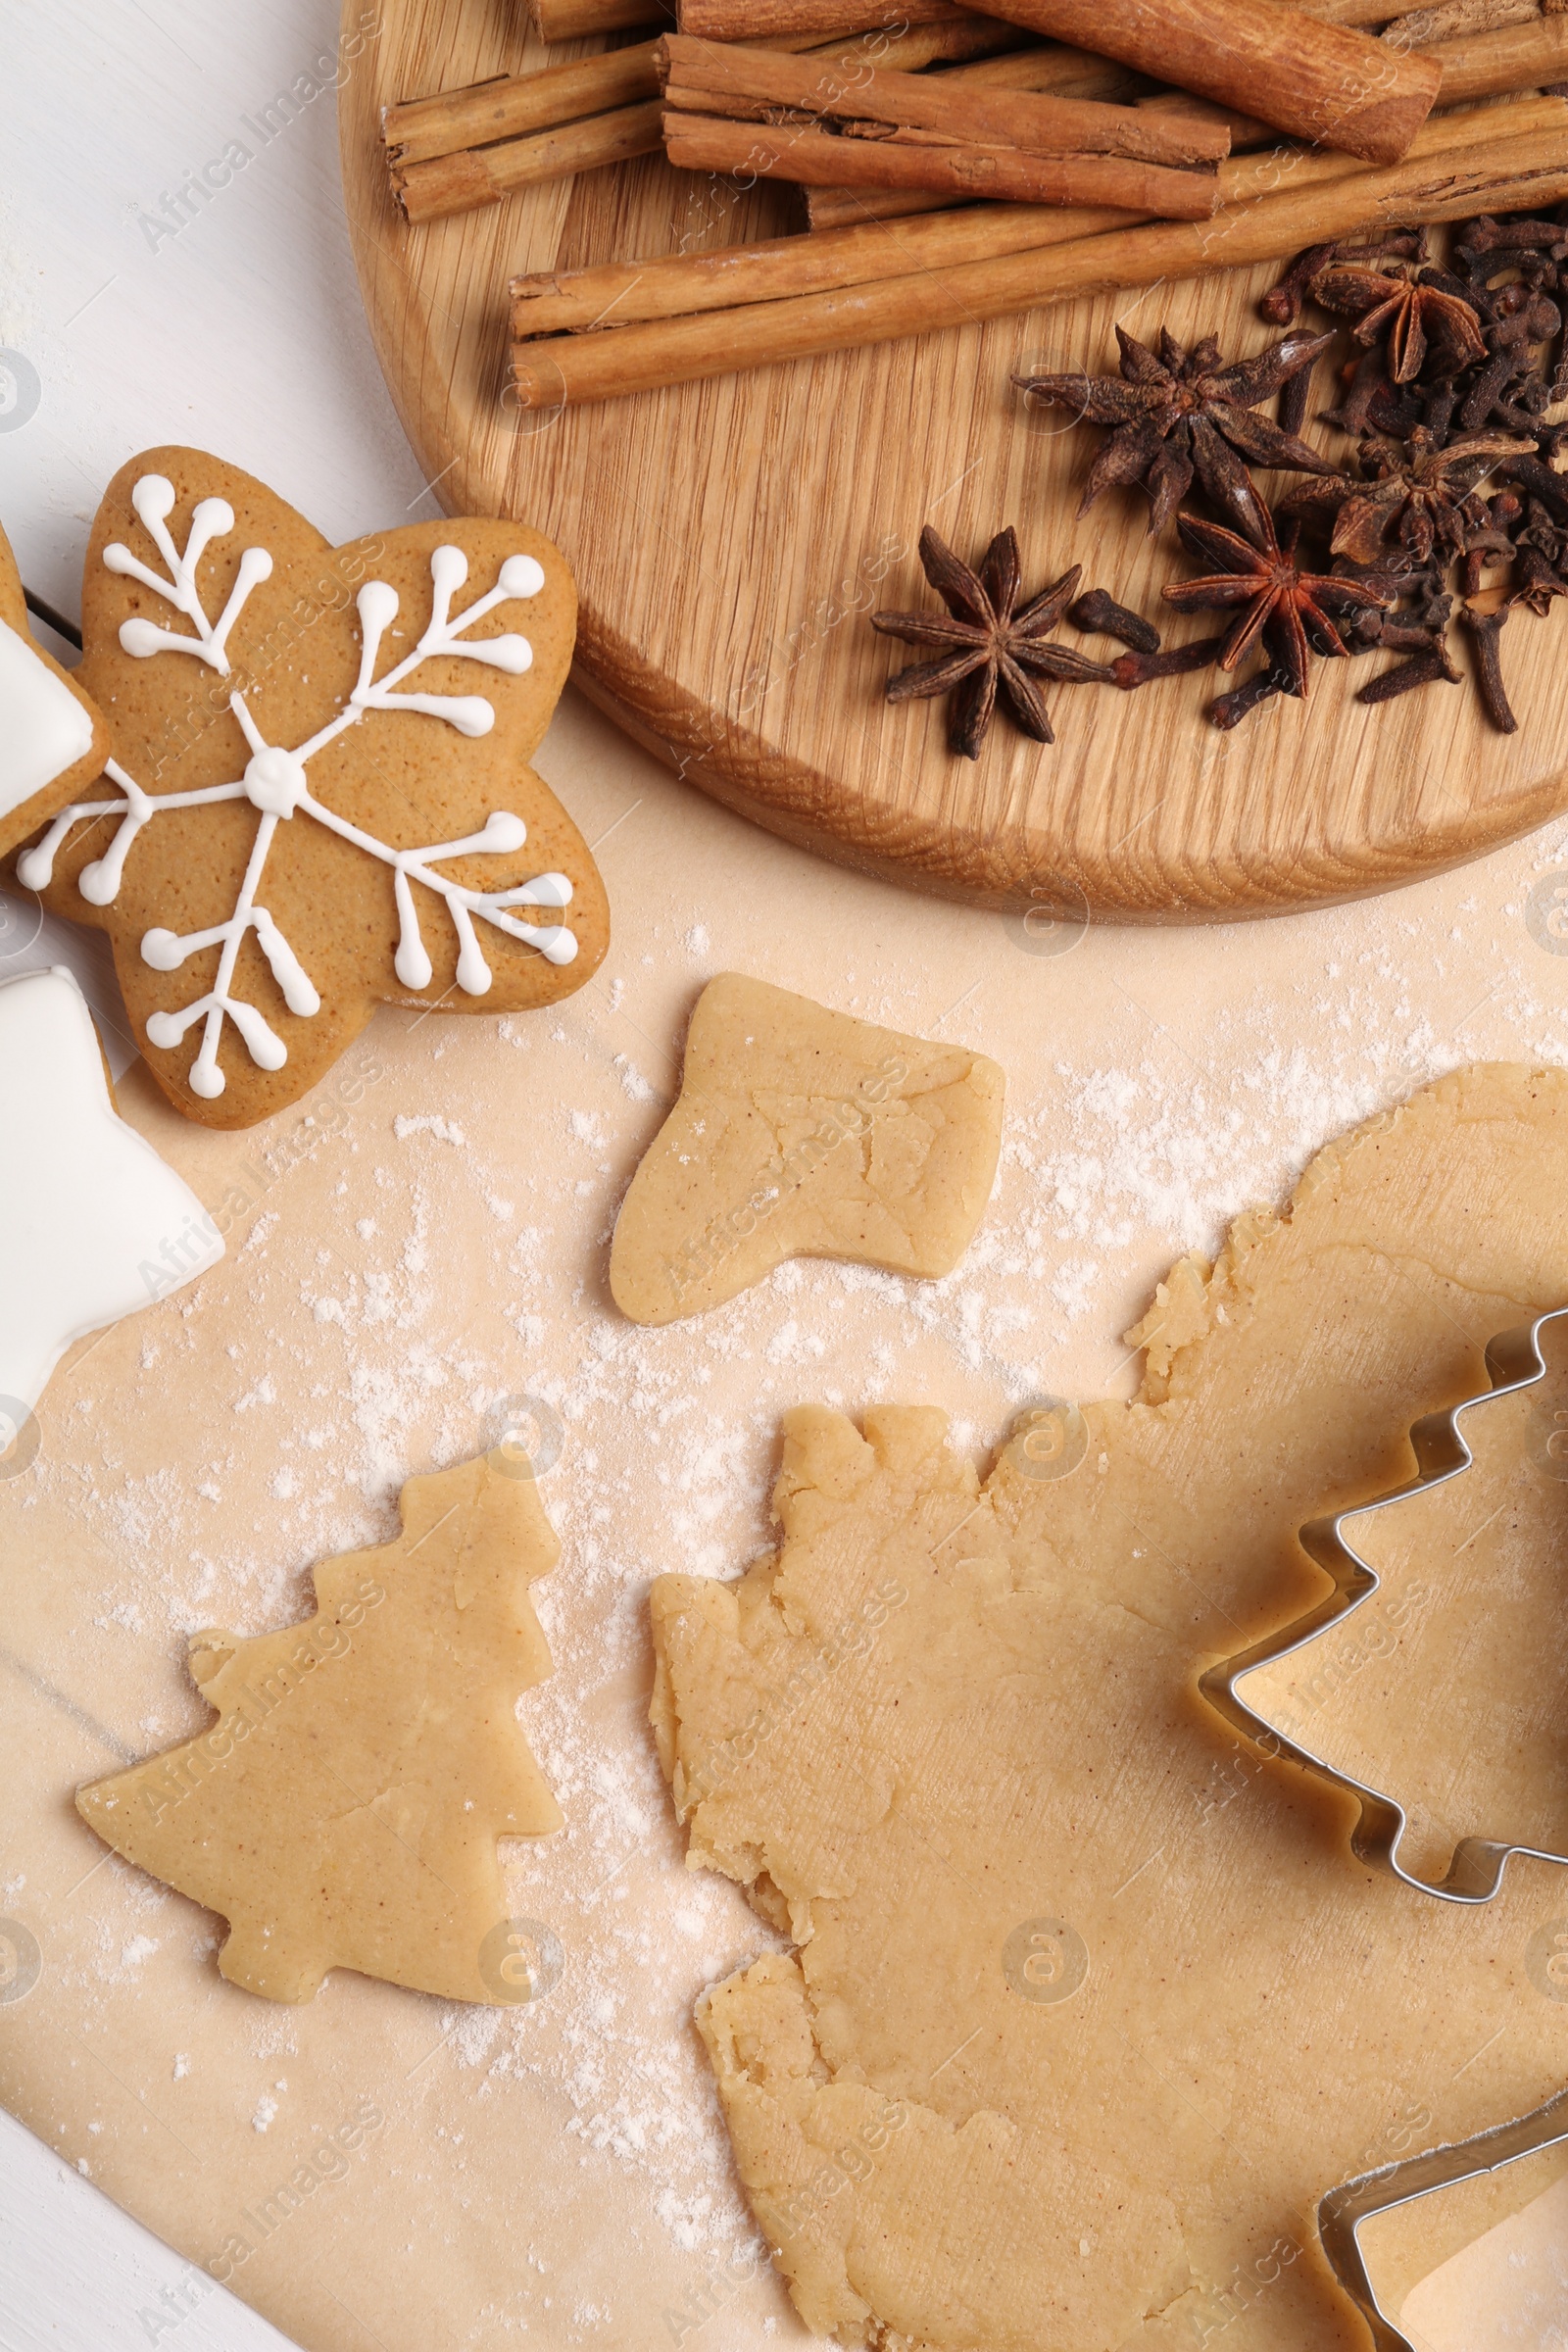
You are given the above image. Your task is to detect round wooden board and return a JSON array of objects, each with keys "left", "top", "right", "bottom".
[{"left": 340, "top": 0, "right": 1568, "bottom": 920}]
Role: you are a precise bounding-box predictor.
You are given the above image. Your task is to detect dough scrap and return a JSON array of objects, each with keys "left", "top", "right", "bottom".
[
  {"left": 609, "top": 972, "right": 1004, "bottom": 1324},
  {"left": 77, "top": 1453, "right": 561, "bottom": 2004},
  {"left": 649, "top": 1063, "right": 1568, "bottom": 2351}
]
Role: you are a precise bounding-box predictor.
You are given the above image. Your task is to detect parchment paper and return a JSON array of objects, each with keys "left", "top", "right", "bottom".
[{"left": 1, "top": 683, "right": 1566, "bottom": 2351}]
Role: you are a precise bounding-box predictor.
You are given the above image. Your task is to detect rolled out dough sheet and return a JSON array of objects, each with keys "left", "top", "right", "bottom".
[
  {"left": 652, "top": 1066, "right": 1568, "bottom": 2349},
  {"left": 1, "top": 695, "right": 1566, "bottom": 2351}
]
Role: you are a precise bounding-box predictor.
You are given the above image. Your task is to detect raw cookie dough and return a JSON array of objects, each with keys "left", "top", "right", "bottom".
[
  {"left": 610, "top": 972, "right": 1004, "bottom": 1323},
  {"left": 649, "top": 1063, "right": 1568, "bottom": 2351},
  {"left": 77, "top": 1453, "right": 561, "bottom": 2003}
]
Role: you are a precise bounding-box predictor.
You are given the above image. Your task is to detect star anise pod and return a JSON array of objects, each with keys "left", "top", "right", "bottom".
[
  {"left": 1308, "top": 261, "right": 1487, "bottom": 384},
  {"left": 871, "top": 525, "right": 1114, "bottom": 760},
  {"left": 1014, "top": 324, "right": 1339, "bottom": 545},
  {"left": 1161, "top": 508, "right": 1392, "bottom": 703},
  {"left": 1261, "top": 230, "right": 1426, "bottom": 328},
  {"left": 1283, "top": 425, "right": 1533, "bottom": 567}
]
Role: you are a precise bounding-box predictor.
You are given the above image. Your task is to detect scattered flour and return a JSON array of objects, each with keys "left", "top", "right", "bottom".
[{"left": 33, "top": 858, "right": 1568, "bottom": 2322}]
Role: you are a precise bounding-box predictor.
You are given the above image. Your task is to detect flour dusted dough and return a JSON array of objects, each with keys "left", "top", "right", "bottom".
[
  {"left": 609, "top": 972, "right": 1004, "bottom": 1324},
  {"left": 77, "top": 1454, "right": 561, "bottom": 2004},
  {"left": 650, "top": 1064, "right": 1568, "bottom": 2350}
]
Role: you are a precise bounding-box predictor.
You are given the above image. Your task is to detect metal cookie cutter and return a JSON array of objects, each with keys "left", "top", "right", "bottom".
[
  {"left": 1200, "top": 1305, "right": 1568, "bottom": 1903},
  {"left": 1319, "top": 2085, "right": 1568, "bottom": 2352}
]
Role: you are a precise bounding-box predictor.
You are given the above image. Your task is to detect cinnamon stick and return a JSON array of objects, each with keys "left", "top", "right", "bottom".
[
  {"left": 674, "top": 0, "right": 1445, "bottom": 30},
  {"left": 662, "top": 111, "right": 1226, "bottom": 210},
  {"left": 991, "top": 0, "right": 1444, "bottom": 162},
  {"left": 397, "top": 102, "right": 668, "bottom": 220},
  {"left": 676, "top": 0, "right": 988, "bottom": 33},
  {"left": 657, "top": 33, "right": 1230, "bottom": 159},
  {"left": 1432, "top": 9, "right": 1568, "bottom": 97},
  {"left": 1303, "top": 0, "right": 1461, "bottom": 17},
  {"left": 511, "top": 101, "right": 1568, "bottom": 405},
  {"left": 937, "top": 40, "right": 1139, "bottom": 98},
  {"left": 386, "top": 50, "right": 666, "bottom": 166},
  {"left": 530, "top": 0, "right": 670, "bottom": 38},
  {"left": 1386, "top": 0, "right": 1542, "bottom": 45}
]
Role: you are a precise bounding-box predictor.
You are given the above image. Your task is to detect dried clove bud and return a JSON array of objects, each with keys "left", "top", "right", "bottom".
[
  {"left": 1067, "top": 589, "right": 1160, "bottom": 654},
  {"left": 1461, "top": 605, "right": 1518, "bottom": 733},
  {"left": 1210, "top": 667, "right": 1292, "bottom": 729},
  {"left": 1359, "top": 645, "right": 1460, "bottom": 703},
  {"left": 1261, "top": 240, "right": 1341, "bottom": 327},
  {"left": 1110, "top": 636, "right": 1225, "bottom": 688}
]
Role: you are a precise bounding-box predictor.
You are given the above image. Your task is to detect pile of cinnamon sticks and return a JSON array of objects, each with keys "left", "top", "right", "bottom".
[
  {"left": 385, "top": 5, "right": 1027, "bottom": 220},
  {"left": 655, "top": 33, "right": 1233, "bottom": 216},
  {"left": 386, "top": 0, "right": 1567, "bottom": 221},
  {"left": 511, "top": 93, "right": 1568, "bottom": 402},
  {"left": 375, "top": 0, "right": 1568, "bottom": 407}
]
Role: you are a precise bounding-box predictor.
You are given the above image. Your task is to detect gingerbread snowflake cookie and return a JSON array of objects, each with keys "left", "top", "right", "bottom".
[
  {"left": 13, "top": 448, "right": 609, "bottom": 1127},
  {"left": 0, "top": 520, "right": 110, "bottom": 861}
]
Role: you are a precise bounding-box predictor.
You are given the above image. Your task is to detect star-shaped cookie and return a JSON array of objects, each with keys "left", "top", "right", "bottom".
[
  {"left": 11, "top": 448, "right": 609, "bottom": 1128},
  {"left": 0, "top": 966, "right": 222, "bottom": 1416}
]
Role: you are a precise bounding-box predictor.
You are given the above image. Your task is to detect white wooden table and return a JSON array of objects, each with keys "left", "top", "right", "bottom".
[{"left": 1, "top": 4, "right": 420, "bottom": 2341}]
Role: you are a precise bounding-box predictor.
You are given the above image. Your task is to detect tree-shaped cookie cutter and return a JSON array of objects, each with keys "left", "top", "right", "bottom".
[
  {"left": 1318, "top": 2085, "right": 1568, "bottom": 2351},
  {"left": 1200, "top": 1304, "right": 1568, "bottom": 1903}
]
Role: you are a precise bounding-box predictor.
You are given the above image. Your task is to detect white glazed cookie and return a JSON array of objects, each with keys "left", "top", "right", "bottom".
[
  {"left": 0, "top": 966, "right": 222, "bottom": 1416},
  {"left": 0, "top": 519, "right": 110, "bottom": 861}
]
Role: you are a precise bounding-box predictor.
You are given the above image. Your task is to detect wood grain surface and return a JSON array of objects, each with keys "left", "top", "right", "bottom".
[{"left": 339, "top": 0, "right": 1568, "bottom": 919}]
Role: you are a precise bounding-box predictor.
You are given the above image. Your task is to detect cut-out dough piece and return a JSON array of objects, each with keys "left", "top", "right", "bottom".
[
  {"left": 649, "top": 1063, "right": 1568, "bottom": 2351},
  {"left": 610, "top": 971, "right": 1004, "bottom": 1323},
  {"left": 77, "top": 1453, "right": 562, "bottom": 2004},
  {"left": 0, "top": 965, "right": 222, "bottom": 1412},
  {"left": 0, "top": 519, "right": 110, "bottom": 859}
]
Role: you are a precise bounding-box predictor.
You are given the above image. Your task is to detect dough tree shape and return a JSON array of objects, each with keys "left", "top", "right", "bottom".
[
  {"left": 76, "top": 1454, "right": 562, "bottom": 2004},
  {"left": 13, "top": 448, "right": 609, "bottom": 1128},
  {"left": 609, "top": 973, "right": 1004, "bottom": 1323},
  {"left": 650, "top": 1063, "right": 1568, "bottom": 2351}
]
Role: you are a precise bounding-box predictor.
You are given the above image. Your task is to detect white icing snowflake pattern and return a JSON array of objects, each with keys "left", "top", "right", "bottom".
[{"left": 19, "top": 475, "right": 577, "bottom": 1101}]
